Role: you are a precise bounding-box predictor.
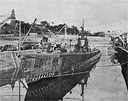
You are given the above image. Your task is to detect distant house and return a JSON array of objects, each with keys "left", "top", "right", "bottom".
[{"left": 92, "top": 31, "right": 105, "bottom": 37}]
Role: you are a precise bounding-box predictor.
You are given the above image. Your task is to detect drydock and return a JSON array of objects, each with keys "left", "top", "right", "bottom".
[
  {"left": 0, "top": 7, "right": 128, "bottom": 101},
  {"left": 0, "top": 35, "right": 128, "bottom": 101},
  {"left": 0, "top": 36, "right": 101, "bottom": 101}
]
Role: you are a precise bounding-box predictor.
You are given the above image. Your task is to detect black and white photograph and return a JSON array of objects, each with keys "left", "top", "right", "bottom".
[{"left": 0, "top": 0, "right": 128, "bottom": 101}]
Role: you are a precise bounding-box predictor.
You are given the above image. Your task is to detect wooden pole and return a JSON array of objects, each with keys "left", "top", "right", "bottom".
[
  {"left": 18, "top": 21, "right": 21, "bottom": 101},
  {"left": 19, "top": 21, "right": 21, "bottom": 51},
  {"left": 81, "top": 84, "right": 84, "bottom": 101},
  {"left": 19, "top": 79, "right": 21, "bottom": 101},
  {"left": 69, "top": 39, "right": 72, "bottom": 52},
  {"left": 64, "top": 24, "right": 67, "bottom": 41},
  {"left": 80, "top": 79, "right": 86, "bottom": 101}
]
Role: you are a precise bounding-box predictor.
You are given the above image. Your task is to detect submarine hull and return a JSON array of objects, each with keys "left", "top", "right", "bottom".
[
  {"left": 24, "top": 50, "right": 101, "bottom": 101},
  {"left": 115, "top": 47, "right": 128, "bottom": 90}
]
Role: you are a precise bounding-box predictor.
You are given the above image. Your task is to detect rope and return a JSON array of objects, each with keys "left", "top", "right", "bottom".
[
  {"left": 97, "top": 61, "right": 128, "bottom": 68},
  {"left": 51, "top": 71, "right": 89, "bottom": 78},
  {"left": 96, "top": 61, "right": 128, "bottom": 83}
]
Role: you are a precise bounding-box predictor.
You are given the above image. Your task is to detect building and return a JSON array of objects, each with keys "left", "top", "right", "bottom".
[{"left": 10, "top": 9, "right": 16, "bottom": 26}]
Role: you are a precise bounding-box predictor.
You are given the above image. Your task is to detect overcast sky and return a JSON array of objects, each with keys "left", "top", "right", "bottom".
[{"left": 0, "top": 0, "right": 128, "bottom": 32}]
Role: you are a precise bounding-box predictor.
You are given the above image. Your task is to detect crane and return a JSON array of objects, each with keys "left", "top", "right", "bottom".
[{"left": 0, "top": 16, "right": 11, "bottom": 28}]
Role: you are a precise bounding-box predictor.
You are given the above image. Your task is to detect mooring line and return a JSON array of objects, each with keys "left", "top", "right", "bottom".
[{"left": 97, "top": 61, "right": 128, "bottom": 68}]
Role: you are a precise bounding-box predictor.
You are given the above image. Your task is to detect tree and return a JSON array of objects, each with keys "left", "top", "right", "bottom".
[
  {"left": 71, "top": 25, "right": 79, "bottom": 35},
  {"left": 40, "top": 21, "right": 50, "bottom": 29}
]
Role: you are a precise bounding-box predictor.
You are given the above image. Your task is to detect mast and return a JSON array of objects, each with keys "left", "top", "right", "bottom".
[
  {"left": 126, "top": 33, "right": 128, "bottom": 47},
  {"left": 19, "top": 21, "right": 21, "bottom": 51},
  {"left": 81, "top": 20, "right": 85, "bottom": 38},
  {"left": 64, "top": 24, "right": 68, "bottom": 42},
  {"left": 18, "top": 20, "right": 21, "bottom": 101}
]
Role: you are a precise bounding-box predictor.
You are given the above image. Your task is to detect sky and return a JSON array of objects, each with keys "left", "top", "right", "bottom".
[{"left": 0, "top": 0, "right": 128, "bottom": 32}]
